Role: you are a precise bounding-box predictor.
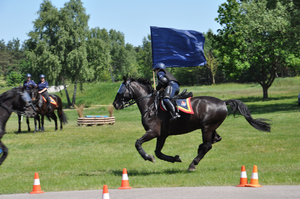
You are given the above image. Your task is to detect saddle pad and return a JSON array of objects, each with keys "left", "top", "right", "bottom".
[
  {"left": 176, "top": 97, "right": 194, "bottom": 114},
  {"left": 160, "top": 97, "right": 194, "bottom": 114},
  {"left": 42, "top": 96, "right": 57, "bottom": 105}
]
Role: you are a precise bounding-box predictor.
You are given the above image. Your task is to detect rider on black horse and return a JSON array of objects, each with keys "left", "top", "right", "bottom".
[
  {"left": 23, "top": 73, "right": 37, "bottom": 92},
  {"left": 153, "top": 62, "right": 180, "bottom": 121},
  {"left": 37, "top": 74, "right": 51, "bottom": 112}
]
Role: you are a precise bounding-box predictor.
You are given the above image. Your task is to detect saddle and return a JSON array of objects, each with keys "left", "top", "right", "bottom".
[
  {"left": 156, "top": 89, "right": 194, "bottom": 115},
  {"left": 42, "top": 96, "right": 57, "bottom": 106}
]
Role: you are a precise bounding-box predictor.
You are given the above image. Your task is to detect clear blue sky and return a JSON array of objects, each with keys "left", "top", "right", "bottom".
[{"left": 0, "top": 0, "right": 225, "bottom": 47}]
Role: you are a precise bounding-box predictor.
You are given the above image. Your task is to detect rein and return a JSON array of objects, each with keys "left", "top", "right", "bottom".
[
  {"left": 122, "top": 93, "right": 153, "bottom": 108},
  {"left": 119, "top": 79, "right": 160, "bottom": 117}
]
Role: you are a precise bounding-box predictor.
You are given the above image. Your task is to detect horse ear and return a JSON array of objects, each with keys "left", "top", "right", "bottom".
[{"left": 123, "top": 75, "right": 127, "bottom": 82}]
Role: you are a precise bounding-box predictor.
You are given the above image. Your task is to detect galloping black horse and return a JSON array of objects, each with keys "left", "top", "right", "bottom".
[
  {"left": 28, "top": 88, "right": 67, "bottom": 132},
  {"left": 113, "top": 77, "right": 271, "bottom": 171},
  {"left": 0, "top": 87, "right": 37, "bottom": 165}
]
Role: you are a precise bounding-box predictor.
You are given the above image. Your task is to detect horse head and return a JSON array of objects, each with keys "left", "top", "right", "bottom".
[
  {"left": 0, "top": 87, "right": 38, "bottom": 118},
  {"left": 113, "top": 76, "right": 154, "bottom": 110},
  {"left": 113, "top": 76, "right": 134, "bottom": 110},
  {"left": 28, "top": 88, "right": 43, "bottom": 111}
]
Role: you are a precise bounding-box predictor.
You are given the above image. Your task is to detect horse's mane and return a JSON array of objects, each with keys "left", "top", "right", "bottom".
[
  {"left": 0, "top": 87, "right": 22, "bottom": 102},
  {"left": 128, "top": 77, "right": 154, "bottom": 93}
]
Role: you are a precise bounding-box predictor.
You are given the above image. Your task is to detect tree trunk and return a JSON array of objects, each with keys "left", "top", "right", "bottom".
[
  {"left": 212, "top": 74, "right": 216, "bottom": 85},
  {"left": 262, "top": 84, "right": 269, "bottom": 100},
  {"left": 72, "top": 79, "right": 78, "bottom": 107},
  {"left": 61, "top": 75, "right": 71, "bottom": 107}
]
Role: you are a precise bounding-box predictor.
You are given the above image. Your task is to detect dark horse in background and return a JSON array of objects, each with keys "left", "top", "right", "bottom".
[
  {"left": 0, "top": 87, "right": 37, "bottom": 165},
  {"left": 113, "top": 77, "right": 271, "bottom": 171},
  {"left": 18, "top": 88, "right": 67, "bottom": 132}
]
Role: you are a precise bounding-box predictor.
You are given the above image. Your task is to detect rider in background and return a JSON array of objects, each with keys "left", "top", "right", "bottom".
[
  {"left": 23, "top": 73, "right": 37, "bottom": 91},
  {"left": 153, "top": 62, "right": 181, "bottom": 121},
  {"left": 37, "top": 74, "right": 51, "bottom": 112}
]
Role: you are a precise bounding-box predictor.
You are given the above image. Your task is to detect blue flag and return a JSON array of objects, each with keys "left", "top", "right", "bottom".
[{"left": 151, "top": 26, "right": 206, "bottom": 68}]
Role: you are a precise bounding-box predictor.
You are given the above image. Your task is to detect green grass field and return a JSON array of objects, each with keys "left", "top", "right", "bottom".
[{"left": 0, "top": 77, "right": 300, "bottom": 194}]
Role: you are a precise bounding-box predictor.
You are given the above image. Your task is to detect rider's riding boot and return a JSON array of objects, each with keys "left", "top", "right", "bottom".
[{"left": 164, "top": 98, "right": 180, "bottom": 121}]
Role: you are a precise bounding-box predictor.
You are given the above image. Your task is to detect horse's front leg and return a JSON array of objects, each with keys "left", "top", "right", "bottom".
[
  {"left": 26, "top": 117, "right": 31, "bottom": 132},
  {"left": 52, "top": 113, "right": 58, "bottom": 131},
  {"left": 34, "top": 115, "right": 39, "bottom": 132},
  {"left": 155, "top": 136, "right": 182, "bottom": 163},
  {"left": 18, "top": 114, "right": 21, "bottom": 133},
  {"left": 135, "top": 129, "right": 159, "bottom": 163}
]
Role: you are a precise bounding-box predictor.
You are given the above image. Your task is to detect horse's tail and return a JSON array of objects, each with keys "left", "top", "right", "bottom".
[
  {"left": 225, "top": 99, "right": 271, "bottom": 132},
  {"left": 61, "top": 110, "right": 68, "bottom": 124}
]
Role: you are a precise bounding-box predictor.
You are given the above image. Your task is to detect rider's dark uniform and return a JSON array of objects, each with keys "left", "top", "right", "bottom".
[
  {"left": 37, "top": 77, "right": 51, "bottom": 111},
  {"left": 154, "top": 63, "right": 180, "bottom": 121},
  {"left": 23, "top": 74, "right": 37, "bottom": 92},
  {"left": 23, "top": 80, "right": 37, "bottom": 91}
]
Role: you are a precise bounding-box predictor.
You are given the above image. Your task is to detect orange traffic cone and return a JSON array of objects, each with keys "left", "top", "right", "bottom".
[
  {"left": 30, "top": 172, "right": 44, "bottom": 194},
  {"left": 102, "top": 185, "right": 110, "bottom": 199},
  {"left": 237, "top": 165, "right": 248, "bottom": 187},
  {"left": 118, "top": 168, "right": 132, "bottom": 189},
  {"left": 246, "top": 165, "right": 262, "bottom": 187}
]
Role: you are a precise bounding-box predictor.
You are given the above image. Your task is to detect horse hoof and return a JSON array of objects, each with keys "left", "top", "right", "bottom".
[
  {"left": 174, "top": 155, "right": 182, "bottom": 163},
  {"left": 188, "top": 165, "right": 196, "bottom": 171},
  {"left": 149, "top": 155, "right": 156, "bottom": 163}
]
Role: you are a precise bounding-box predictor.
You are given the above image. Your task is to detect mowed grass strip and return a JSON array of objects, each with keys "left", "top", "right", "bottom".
[{"left": 0, "top": 77, "right": 299, "bottom": 194}]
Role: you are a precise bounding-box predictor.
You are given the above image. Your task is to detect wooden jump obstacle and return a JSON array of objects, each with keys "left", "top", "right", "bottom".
[{"left": 77, "top": 116, "right": 115, "bottom": 126}]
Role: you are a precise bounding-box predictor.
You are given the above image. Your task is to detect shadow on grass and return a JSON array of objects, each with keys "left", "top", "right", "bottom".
[
  {"left": 78, "top": 168, "right": 189, "bottom": 177},
  {"left": 228, "top": 96, "right": 300, "bottom": 115},
  {"left": 237, "top": 95, "right": 296, "bottom": 103}
]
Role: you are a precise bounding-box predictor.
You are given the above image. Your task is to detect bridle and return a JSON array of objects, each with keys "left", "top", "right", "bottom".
[{"left": 118, "top": 80, "right": 153, "bottom": 109}]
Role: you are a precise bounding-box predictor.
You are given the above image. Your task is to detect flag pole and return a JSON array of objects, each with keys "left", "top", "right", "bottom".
[
  {"left": 150, "top": 27, "right": 156, "bottom": 90},
  {"left": 153, "top": 70, "right": 156, "bottom": 90}
]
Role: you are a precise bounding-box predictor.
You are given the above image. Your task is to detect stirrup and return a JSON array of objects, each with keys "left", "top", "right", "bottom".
[{"left": 170, "top": 113, "right": 181, "bottom": 121}]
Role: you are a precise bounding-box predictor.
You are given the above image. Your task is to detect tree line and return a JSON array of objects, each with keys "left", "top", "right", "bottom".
[{"left": 0, "top": 0, "right": 299, "bottom": 103}]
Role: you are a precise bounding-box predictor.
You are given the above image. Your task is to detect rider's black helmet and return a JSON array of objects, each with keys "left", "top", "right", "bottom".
[{"left": 153, "top": 63, "right": 166, "bottom": 71}]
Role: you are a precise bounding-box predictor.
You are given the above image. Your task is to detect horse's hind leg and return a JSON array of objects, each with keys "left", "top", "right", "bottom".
[
  {"left": 188, "top": 130, "right": 214, "bottom": 171},
  {"left": 213, "top": 131, "right": 222, "bottom": 143},
  {"left": 58, "top": 109, "right": 63, "bottom": 130},
  {"left": 50, "top": 112, "right": 58, "bottom": 131},
  {"left": 155, "top": 136, "right": 182, "bottom": 163}
]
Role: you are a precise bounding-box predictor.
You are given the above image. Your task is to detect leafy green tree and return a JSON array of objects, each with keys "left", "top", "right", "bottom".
[
  {"left": 58, "top": 0, "right": 90, "bottom": 106},
  {"left": 87, "top": 27, "right": 111, "bottom": 82},
  {"left": 136, "top": 35, "right": 153, "bottom": 80},
  {"left": 205, "top": 51, "right": 219, "bottom": 85},
  {"left": 26, "top": 0, "right": 91, "bottom": 107},
  {"left": 215, "top": 0, "right": 296, "bottom": 99},
  {"left": 6, "top": 71, "right": 23, "bottom": 87},
  {"left": 25, "top": 0, "right": 61, "bottom": 84},
  {"left": 0, "top": 38, "right": 25, "bottom": 80},
  {"left": 109, "top": 29, "right": 128, "bottom": 81}
]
